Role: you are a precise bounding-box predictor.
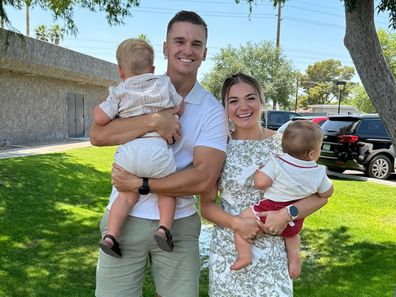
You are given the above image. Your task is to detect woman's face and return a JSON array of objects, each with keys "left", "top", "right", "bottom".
[{"left": 226, "top": 82, "right": 262, "bottom": 131}]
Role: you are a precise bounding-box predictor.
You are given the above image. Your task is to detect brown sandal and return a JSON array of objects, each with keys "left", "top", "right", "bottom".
[
  {"left": 154, "top": 225, "right": 174, "bottom": 252},
  {"left": 99, "top": 234, "right": 122, "bottom": 258}
]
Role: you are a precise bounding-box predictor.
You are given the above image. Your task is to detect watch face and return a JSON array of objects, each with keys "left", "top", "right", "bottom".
[
  {"left": 138, "top": 187, "right": 149, "bottom": 195},
  {"left": 138, "top": 178, "right": 150, "bottom": 195},
  {"left": 289, "top": 205, "right": 298, "bottom": 217}
]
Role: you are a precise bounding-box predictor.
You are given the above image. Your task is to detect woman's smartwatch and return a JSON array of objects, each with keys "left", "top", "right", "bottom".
[
  {"left": 286, "top": 205, "right": 299, "bottom": 220},
  {"left": 138, "top": 177, "right": 150, "bottom": 195}
]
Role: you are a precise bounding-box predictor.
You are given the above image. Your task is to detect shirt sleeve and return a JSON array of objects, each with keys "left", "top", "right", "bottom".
[
  {"left": 318, "top": 171, "right": 333, "bottom": 194},
  {"left": 194, "top": 100, "right": 228, "bottom": 153},
  {"left": 260, "top": 155, "right": 277, "bottom": 181},
  {"left": 98, "top": 85, "right": 121, "bottom": 119}
]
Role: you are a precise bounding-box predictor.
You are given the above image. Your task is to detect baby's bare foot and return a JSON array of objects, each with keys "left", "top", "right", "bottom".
[
  {"left": 288, "top": 253, "right": 301, "bottom": 279},
  {"left": 230, "top": 257, "right": 252, "bottom": 271}
]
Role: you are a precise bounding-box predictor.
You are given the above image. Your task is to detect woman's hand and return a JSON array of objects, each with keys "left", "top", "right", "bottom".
[
  {"left": 233, "top": 216, "right": 261, "bottom": 244},
  {"left": 151, "top": 108, "right": 181, "bottom": 144},
  {"left": 112, "top": 163, "right": 141, "bottom": 192},
  {"left": 256, "top": 208, "right": 290, "bottom": 235}
]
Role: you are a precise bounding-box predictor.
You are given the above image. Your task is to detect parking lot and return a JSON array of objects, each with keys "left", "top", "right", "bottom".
[{"left": 327, "top": 170, "right": 396, "bottom": 186}]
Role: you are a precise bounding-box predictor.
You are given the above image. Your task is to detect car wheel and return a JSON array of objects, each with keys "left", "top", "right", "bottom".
[{"left": 366, "top": 154, "right": 393, "bottom": 179}]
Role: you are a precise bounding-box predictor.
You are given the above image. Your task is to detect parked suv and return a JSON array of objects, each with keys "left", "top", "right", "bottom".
[
  {"left": 319, "top": 114, "right": 395, "bottom": 179},
  {"left": 261, "top": 111, "right": 301, "bottom": 130}
]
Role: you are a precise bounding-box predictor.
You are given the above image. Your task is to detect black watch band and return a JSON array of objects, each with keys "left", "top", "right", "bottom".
[{"left": 138, "top": 177, "right": 150, "bottom": 195}]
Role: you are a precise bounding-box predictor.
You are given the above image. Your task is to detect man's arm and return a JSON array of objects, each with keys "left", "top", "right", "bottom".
[
  {"left": 89, "top": 109, "right": 181, "bottom": 146},
  {"left": 112, "top": 146, "right": 226, "bottom": 196}
]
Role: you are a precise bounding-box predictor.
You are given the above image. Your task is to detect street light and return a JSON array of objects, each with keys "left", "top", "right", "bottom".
[{"left": 336, "top": 80, "right": 346, "bottom": 114}]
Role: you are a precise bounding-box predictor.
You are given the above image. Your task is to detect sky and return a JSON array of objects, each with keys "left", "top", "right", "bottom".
[{"left": 4, "top": 0, "right": 393, "bottom": 81}]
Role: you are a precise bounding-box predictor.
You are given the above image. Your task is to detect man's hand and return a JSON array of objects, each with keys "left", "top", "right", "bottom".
[
  {"left": 151, "top": 109, "right": 181, "bottom": 144},
  {"left": 112, "top": 163, "right": 141, "bottom": 193},
  {"left": 256, "top": 209, "right": 289, "bottom": 235}
]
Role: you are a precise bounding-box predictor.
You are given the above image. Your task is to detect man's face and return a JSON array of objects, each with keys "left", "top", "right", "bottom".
[{"left": 163, "top": 21, "right": 207, "bottom": 77}]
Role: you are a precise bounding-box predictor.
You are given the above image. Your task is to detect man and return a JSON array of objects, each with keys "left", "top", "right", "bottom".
[{"left": 90, "top": 11, "right": 228, "bottom": 297}]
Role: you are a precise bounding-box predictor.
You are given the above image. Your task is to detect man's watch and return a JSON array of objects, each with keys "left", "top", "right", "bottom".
[
  {"left": 138, "top": 177, "right": 150, "bottom": 195},
  {"left": 286, "top": 205, "right": 299, "bottom": 220}
]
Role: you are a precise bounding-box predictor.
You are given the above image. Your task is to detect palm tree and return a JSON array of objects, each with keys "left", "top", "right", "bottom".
[
  {"left": 25, "top": 0, "right": 31, "bottom": 36},
  {"left": 49, "top": 24, "right": 65, "bottom": 45},
  {"left": 35, "top": 25, "right": 48, "bottom": 41},
  {"left": 137, "top": 33, "right": 149, "bottom": 42}
]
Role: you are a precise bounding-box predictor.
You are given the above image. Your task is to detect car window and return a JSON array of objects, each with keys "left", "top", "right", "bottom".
[
  {"left": 356, "top": 119, "right": 389, "bottom": 138},
  {"left": 321, "top": 120, "right": 356, "bottom": 134}
]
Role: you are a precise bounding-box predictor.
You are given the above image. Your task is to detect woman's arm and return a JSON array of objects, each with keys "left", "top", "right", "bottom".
[
  {"left": 257, "top": 194, "right": 329, "bottom": 234},
  {"left": 200, "top": 184, "right": 260, "bottom": 243},
  {"left": 89, "top": 109, "right": 181, "bottom": 146}
]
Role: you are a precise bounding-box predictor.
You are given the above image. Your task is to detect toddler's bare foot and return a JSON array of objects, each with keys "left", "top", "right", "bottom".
[
  {"left": 288, "top": 252, "right": 301, "bottom": 279},
  {"left": 230, "top": 257, "right": 252, "bottom": 271}
]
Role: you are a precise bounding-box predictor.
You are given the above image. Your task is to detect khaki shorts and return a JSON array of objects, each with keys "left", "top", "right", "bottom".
[{"left": 95, "top": 210, "right": 201, "bottom": 297}]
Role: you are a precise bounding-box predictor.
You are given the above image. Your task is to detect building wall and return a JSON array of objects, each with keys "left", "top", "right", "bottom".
[
  {"left": 0, "top": 69, "right": 109, "bottom": 144},
  {"left": 0, "top": 29, "right": 119, "bottom": 145}
]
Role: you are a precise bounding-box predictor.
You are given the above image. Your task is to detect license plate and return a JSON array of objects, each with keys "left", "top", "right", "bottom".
[{"left": 322, "top": 144, "right": 331, "bottom": 151}]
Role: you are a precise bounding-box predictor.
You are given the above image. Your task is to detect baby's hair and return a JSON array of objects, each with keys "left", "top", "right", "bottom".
[
  {"left": 116, "top": 38, "right": 154, "bottom": 76},
  {"left": 282, "top": 120, "right": 323, "bottom": 160}
]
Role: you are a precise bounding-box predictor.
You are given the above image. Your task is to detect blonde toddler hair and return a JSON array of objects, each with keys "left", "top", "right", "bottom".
[{"left": 116, "top": 38, "right": 154, "bottom": 77}]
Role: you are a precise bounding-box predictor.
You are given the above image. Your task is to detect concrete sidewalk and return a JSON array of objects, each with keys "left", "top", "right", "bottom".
[{"left": 0, "top": 138, "right": 92, "bottom": 159}]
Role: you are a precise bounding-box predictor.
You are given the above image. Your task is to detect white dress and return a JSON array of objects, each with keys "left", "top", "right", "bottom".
[{"left": 209, "top": 133, "right": 293, "bottom": 297}]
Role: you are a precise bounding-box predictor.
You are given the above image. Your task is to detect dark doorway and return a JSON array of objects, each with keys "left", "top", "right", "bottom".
[{"left": 67, "top": 93, "right": 84, "bottom": 137}]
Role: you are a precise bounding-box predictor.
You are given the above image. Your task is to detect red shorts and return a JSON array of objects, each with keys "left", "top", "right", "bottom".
[{"left": 252, "top": 199, "right": 304, "bottom": 237}]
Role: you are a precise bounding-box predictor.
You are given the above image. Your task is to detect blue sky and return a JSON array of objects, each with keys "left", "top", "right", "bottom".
[{"left": 5, "top": 0, "right": 392, "bottom": 81}]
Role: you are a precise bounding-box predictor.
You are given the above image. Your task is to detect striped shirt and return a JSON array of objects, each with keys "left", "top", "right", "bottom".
[{"left": 99, "top": 73, "right": 182, "bottom": 119}]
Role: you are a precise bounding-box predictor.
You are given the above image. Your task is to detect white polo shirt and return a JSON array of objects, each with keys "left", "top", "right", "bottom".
[
  {"left": 260, "top": 153, "right": 333, "bottom": 202},
  {"left": 106, "top": 81, "right": 228, "bottom": 219}
]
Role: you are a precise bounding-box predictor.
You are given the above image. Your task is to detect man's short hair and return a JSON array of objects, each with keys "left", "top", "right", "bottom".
[
  {"left": 116, "top": 38, "right": 154, "bottom": 76},
  {"left": 282, "top": 120, "right": 323, "bottom": 160},
  {"left": 167, "top": 10, "right": 208, "bottom": 40}
]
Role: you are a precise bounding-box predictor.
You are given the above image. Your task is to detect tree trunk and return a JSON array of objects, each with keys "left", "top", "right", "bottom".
[
  {"left": 344, "top": 0, "right": 396, "bottom": 146},
  {"left": 26, "top": 2, "right": 30, "bottom": 36}
]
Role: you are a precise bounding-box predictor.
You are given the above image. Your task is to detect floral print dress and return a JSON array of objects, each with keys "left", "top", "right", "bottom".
[{"left": 208, "top": 133, "right": 293, "bottom": 297}]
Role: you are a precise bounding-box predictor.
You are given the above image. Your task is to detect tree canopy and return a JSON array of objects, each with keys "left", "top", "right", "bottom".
[
  {"left": 377, "top": 28, "right": 396, "bottom": 77},
  {"left": 236, "top": 0, "right": 396, "bottom": 146},
  {"left": 201, "top": 41, "right": 296, "bottom": 109},
  {"left": 348, "top": 83, "right": 376, "bottom": 113},
  {"left": 297, "top": 59, "right": 355, "bottom": 108},
  {"left": 0, "top": 0, "right": 140, "bottom": 34}
]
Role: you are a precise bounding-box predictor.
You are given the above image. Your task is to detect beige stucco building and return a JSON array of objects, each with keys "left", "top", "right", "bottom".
[{"left": 0, "top": 29, "right": 119, "bottom": 146}]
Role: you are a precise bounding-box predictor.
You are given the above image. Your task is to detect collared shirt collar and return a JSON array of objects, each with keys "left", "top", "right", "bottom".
[
  {"left": 163, "top": 72, "right": 202, "bottom": 105},
  {"left": 183, "top": 81, "right": 202, "bottom": 105}
]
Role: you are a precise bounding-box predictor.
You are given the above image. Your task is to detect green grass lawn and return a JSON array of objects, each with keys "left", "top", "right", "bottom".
[{"left": 0, "top": 146, "right": 395, "bottom": 297}]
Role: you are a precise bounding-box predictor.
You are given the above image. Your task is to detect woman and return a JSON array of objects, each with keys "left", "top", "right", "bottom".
[{"left": 200, "top": 73, "right": 328, "bottom": 296}]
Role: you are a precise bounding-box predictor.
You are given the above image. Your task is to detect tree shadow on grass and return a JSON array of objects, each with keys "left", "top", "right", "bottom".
[
  {"left": 0, "top": 153, "right": 112, "bottom": 297},
  {"left": 295, "top": 226, "right": 396, "bottom": 297}
]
